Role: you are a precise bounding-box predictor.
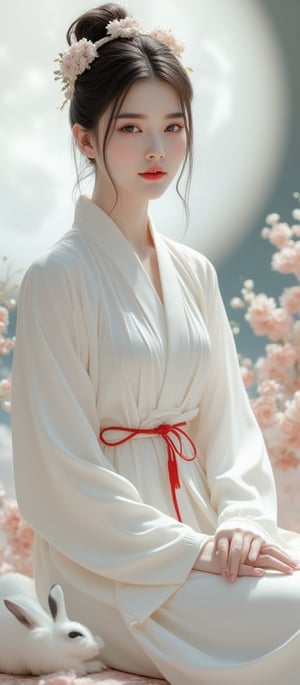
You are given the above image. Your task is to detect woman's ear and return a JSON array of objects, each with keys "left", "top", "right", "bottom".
[{"left": 72, "top": 124, "right": 96, "bottom": 159}]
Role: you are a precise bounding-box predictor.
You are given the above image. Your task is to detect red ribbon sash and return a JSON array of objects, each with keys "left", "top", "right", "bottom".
[{"left": 99, "top": 422, "right": 197, "bottom": 522}]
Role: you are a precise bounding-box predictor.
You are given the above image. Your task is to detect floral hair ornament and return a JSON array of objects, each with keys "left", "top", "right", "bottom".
[{"left": 54, "top": 17, "right": 186, "bottom": 110}]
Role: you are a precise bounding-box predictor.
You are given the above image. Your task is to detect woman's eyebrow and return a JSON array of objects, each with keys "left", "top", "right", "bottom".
[{"left": 115, "top": 112, "right": 184, "bottom": 119}]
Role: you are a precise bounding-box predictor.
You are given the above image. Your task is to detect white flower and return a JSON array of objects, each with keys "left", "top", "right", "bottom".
[
  {"left": 54, "top": 38, "right": 99, "bottom": 108},
  {"left": 106, "top": 17, "right": 143, "bottom": 39},
  {"left": 60, "top": 38, "right": 98, "bottom": 81},
  {"left": 230, "top": 297, "right": 244, "bottom": 309},
  {"left": 150, "top": 27, "right": 185, "bottom": 57},
  {"left": 292, "top": 208, "right": 300, "bottom": 221},
  {"left": 266, "top": 212, "right": 280, "bottom": 224}
]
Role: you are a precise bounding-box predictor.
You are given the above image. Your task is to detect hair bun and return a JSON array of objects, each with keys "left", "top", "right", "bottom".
[{"left": 66, "top": 3, "right": 129, "bottom": 46}]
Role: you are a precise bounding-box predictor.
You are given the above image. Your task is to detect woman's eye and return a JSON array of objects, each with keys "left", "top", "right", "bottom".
[
  {"left": 165, "top": 124, "right": 184, "bottom": 133},
  {"left": 120, "top": 125, "right": 140, "bottom": 133}
]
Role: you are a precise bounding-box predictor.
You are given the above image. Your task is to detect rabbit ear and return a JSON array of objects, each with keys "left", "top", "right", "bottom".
[
  {"left": 48, "top": 584, "right": 68, "bottom": 623},
  {"left": 4, "top": 599, "right": 39, "bottom": 630}
]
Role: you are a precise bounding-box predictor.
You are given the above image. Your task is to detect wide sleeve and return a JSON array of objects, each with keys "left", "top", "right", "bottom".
[
  {"left": 11, "top": 259, "right": 205, "bottom": 589},
  {"left": 190, "top": 257, "right": 280, "bottom": 542}
]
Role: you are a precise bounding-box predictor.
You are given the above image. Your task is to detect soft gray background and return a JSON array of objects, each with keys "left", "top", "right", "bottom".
[{"left": 1, "top": 0, "right": 299, "bottom": 494}]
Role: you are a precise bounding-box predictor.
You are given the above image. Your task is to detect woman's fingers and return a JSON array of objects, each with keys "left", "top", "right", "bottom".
[
  {"left": 214, "top": 536, "right": 229, "bottom": 574},
  {"left": 239, "top": 564, "right": 265, "bottom": 578},
  {"left": 246, "top": 535, "right": 264, "bottom": 563},
  {"left": 255, "top": 553, "right": 294, "bottom": 574},
  {"left": 251, "top": 545, "right": 299, "bottom": 572},
  {"left": 193, "top": 537, "right": 299, "bottom": 580},
  {"left": 214, "top": 530, "right": 299, "bottom": 583},
  {"left": 226, "top": 531, "right": 246, "bottom": 580},
  {"left": 262, "top": 545, "right": 298, "bottom": 567},
  {"left": 215, "top": 532, "right": 263, "bottom": 581},
  {"left": 229, "top": 546, "right": 298, "bottom": 582}
]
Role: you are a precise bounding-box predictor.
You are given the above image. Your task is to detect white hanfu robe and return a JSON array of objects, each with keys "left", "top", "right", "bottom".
[{"left": 11, "top": 195, "right": 300, "bottom": 685}]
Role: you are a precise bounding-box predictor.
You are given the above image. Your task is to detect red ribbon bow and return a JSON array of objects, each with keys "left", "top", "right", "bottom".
[{"left": 99, "top": 422, "right": 197, "bottom": 521}]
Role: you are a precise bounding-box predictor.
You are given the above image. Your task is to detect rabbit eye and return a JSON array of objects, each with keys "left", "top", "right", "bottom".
[{"left": 68, "top": 630, "right": 84, "bottom": 638}]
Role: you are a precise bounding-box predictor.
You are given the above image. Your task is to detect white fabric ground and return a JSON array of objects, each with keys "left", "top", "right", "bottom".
[{"left": 11, "top": 196, "right": 300, "bottom": 684}]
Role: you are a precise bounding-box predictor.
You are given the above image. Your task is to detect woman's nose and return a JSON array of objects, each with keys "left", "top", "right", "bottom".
[{"left": 145, "top": 135, "right": 165, "bottom": 160}]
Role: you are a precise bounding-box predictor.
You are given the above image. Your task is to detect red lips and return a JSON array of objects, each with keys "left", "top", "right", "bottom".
[{"left": 139, "top": 166, "right": 166, "bottom": 180}]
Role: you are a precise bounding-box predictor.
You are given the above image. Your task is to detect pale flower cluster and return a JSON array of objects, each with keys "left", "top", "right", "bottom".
[
  {"left": 106, "top": 16, "right": 143, "bottom": 39},
  {"left": 231, "top": 196, "right": 300, "bottom": 476},
  {"left": 0, "top": 258, "right": 17, "bottom": 412},
  {"left": 54, "top": 16, "right": 185, "bottom": 109},
  {"left": 54, "top": 38, "right": 99, "bottom": 104},
  {"left": 0, "top": 484, "right": 34, "bottom": 576},
  {"left": 150, "top": 27, "right": 185, "bottom": 57}
]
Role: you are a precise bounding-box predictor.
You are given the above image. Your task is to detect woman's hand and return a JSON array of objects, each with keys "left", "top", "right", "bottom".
[
  {"left": 193, "top": 538, "right": 265, "bottom": 578},
  {"left": 213, "top": 528, "right": 299, "bottom": 583},
  {"left": 192, "top": 532, "right": 299, "bottom": 582}
]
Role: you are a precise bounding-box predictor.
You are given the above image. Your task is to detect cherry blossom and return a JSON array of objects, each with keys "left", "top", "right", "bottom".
[
  {"left": 231, "top": 199, "right": 300, "bottom": 529},
  {"left": 54, "top": 17, "right": 186, "bottom": 109},
  {"left": 0, "top": 260, "right": 17, "bottom": 410},
  {"left": 106, "top": 17, "right": 143, "bottom": 39}
]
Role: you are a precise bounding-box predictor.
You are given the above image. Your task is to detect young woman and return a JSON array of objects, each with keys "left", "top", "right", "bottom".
[{"left": 11, "top": 3, "right": 300, "bottom": 684}]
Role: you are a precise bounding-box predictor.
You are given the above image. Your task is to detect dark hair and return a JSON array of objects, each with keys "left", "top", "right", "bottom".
[{"left": 66, "top": 3, "right": 194, "bottom": 214}]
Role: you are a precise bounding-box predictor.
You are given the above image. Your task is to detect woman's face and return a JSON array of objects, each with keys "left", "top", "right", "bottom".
[{"left": 95, "top": 78, "right": 187, "bottom": 204}]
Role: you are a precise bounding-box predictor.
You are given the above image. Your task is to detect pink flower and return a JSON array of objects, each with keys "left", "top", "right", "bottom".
[
  {"left": 257, "top": 379, "right": 280, "bottom": 397},
  {"left": 0, "top": 377, "right": 11, "bottom": 401},
  {"left": 230, "top": 297, "right": 244, "bottom": 309},
  {"left": 265, "top": 307, "right": 292, "bottom": 341},
  {"left": 60, "top": 39, "right": 98, "bottom": 82},
  {"left": 240, "top": 364, "right": 255, "bottom": 388},
  {"left": 262, "top": 221, "right": 292, "bottom": 248},
  {"left": 16, "top": 519, "right": 35, "bottom": 554},
  {"left": 241, "top": 366, "right": 255, "bottom": 387},
  {"left": 292, "top": 321, "right": 300, "bottom": 340},
  {"left": 0, "top": 337, "right": 14, "bottom": 354},
  {"left": 275, "top": 394, "right": 300, "bottom": 450},
  {"left": 266, "top": 213, "right": 280, "bottom": 224},
  {"left": 245, "top": 294, "right": 292, "bottom": 341},
  {"left": 278, "top": 416, "right": 300, "bottom": 450},
  {"left": 264, "top": 343, "right": 297, "bottom": 381},
  {"left": 2, "top": 499, "right": 21, "bottom": 537},
  {"left": 292, "top": 208, "right": 300, "bottom": 221},
  {"left": 0, "top": 306, "right": 9, "bottom": 335},
  {"left": 245, "top": 294, "right": 276, "bottom": 335},
  {"left": 243, "top": 279, "right": 254, "bottom": 290},
  {"left": 0, "top": 497, "right": 34, "bottom": 576},
  {"left": 0, "top": 377, "right": 12, "bottom": 411},
  {"left": 261, "top": 227, "right": 270, "bottom": 239},
  {"left": 284, "top": 391, "right": 300, "bottom": 422},
  {"left": 274, "top": 449, "right": 300, "bottom": 470},
  {"left": 284, "top": 375, "right": 300, "bottom": 395},
  {"left": 280, "top": 285, "right": 300, "bottom": 314},
  {"left": 291, "top": 322, "right": 300, "bottom": 362},
  {"left": 150, "top": 27, "right": 185, "bottom": 56},
  {"left": 251, "top": 394, "right": 277, "bottom": 429},
  {"left": 272, "top": 242, "right": 300, "bottom": 278},
  {"left": 106, "top": 17, "right": 143, "bottom": 39},
  {"left": 292, "top": 224, "right": 300, "bottom": 237}
]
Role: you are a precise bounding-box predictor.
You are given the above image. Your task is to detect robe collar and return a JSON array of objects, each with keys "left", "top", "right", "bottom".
[{"left": 72, "top": 195, "right": 197, "bottom": 424}]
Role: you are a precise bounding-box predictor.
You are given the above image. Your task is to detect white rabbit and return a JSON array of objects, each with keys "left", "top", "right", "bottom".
[{"left": 0, "top": 572, "right": 107, "bottom": 675}]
